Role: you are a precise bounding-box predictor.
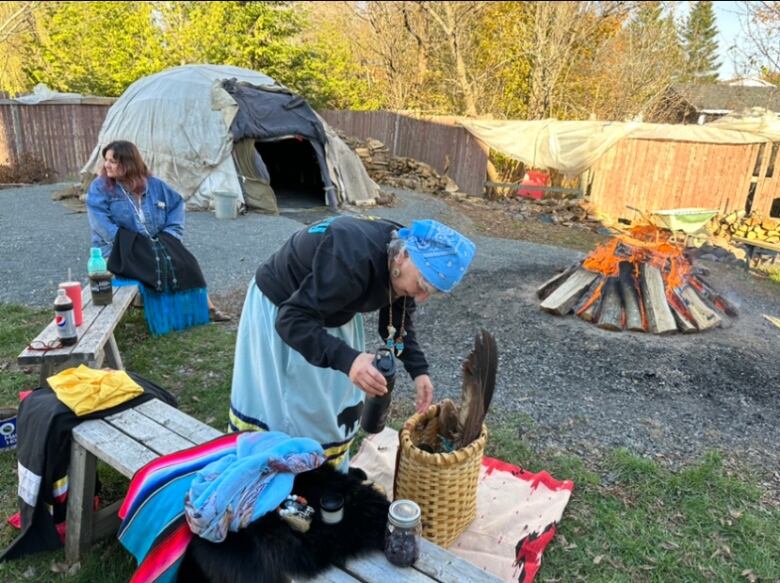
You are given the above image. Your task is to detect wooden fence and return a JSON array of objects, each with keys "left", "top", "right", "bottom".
[
  {"left": 319, "top": 110, "right": 488, "bottom": 197},
  {"left": 586, "top": 138, "right": 779, "bottom": 221},
  {"left": 2, "top": 101, "right": 778, "bottom": 219},
  {"left": 0, "top": 101, "right": 113, "bottom": 180}
]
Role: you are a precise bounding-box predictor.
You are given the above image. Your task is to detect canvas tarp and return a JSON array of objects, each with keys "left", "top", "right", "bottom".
[
  {"left": 459, "top": 115, "right": 778, "bottom": 178},
  {"left": 82, "top": 64, "right": 379, "bottom": 210}
]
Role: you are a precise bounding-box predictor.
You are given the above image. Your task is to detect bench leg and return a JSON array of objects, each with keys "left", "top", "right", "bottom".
[
  {"left": 104, "top": 334, "right": 124, "bottom": 370},
  {"left": 65, "top": 440, "right": 97, "bottom": 563}
]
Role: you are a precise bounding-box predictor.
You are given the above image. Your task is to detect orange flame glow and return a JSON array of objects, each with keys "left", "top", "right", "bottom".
[{"left": 582, "top": 226, "right": 693, "bottom": 299}]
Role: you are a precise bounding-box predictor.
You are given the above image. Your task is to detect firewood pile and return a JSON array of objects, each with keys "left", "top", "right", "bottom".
[
  {"left": 537, "top": 226, "right": 738, "bottom": 334},
  {"left": 711, "top": 211, "right": 780, "bottom": 245},
  {"left": 339, "top": 134, "right": 464, "bottom": 197}
]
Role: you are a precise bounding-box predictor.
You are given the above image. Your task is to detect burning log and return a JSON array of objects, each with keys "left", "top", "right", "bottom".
[
  {"left": 536, "top": 263, "right": 580, "bottom": 301},
  {"left": 641, "top": 264, "right": 678, "bottom": 334},
  {"left": 618, "top": 262, "right": 645, "bottom": 331},
  {"left": 539, "top": 269, "right": 599, "bottom": 315},
  {"left": 537, "top": 226, "right": 738, "bottom": 334},
  {"left": 597, "top": 278, "right": 624, "bottom": 331}
]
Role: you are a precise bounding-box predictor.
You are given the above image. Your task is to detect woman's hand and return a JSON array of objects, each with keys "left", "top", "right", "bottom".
[
  {"left": 414, "top": 374, "right": 434, "bottom": 413},
  {"left": 349, "top": 353, "right": 388, "bottom": 397}
]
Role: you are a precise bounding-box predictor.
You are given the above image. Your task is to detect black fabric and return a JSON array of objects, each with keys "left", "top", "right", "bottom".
[
  {"left": 223, "top": 79, "right": 335, "bottom": 207},
  {"left": 178, "top": 463, "right": 390, "bottom": 583},
  {"left": 0, "top": 373, "right": 177, "bottom": 561},
  {"left": 223, "top": 80, "right": 327, "bottom": 145},
  {"left": 107, "top": 229, "right": 206, "bottom": 293},
  {"left": 255, "top": 216, "right": 428, "bottom": 379}
]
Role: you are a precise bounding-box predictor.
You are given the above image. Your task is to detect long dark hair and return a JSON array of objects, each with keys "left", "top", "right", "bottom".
[{"left": 100, "top": 140, "right": 149, "bottom": 195}]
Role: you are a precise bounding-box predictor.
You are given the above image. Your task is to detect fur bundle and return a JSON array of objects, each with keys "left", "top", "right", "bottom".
[{"left": 178, "top": 465, "right": 389, "bottom": 583}]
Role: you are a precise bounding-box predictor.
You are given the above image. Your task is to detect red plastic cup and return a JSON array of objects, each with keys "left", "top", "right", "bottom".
[{"left": 59, "top": 281, "right": 83, "bottom": 327}]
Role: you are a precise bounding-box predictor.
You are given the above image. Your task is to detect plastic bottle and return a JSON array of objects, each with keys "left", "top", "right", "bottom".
[
  {"left": 54, "top": 288, "right": 78, "bottom": 346},
  {"left": 87, "top": 247, "right": 113, "bottom": 305},
  {"left": 359, "top": 347, "right": 396, "bottom": 434},
  {"left": 87, "top": 247, "right": 107, "bottom": 275}
]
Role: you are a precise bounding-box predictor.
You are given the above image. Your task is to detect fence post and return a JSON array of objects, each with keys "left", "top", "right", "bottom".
[
  {"left": 10, "top": 104, "right": 23, "bottom": 163},
  {"left": 392, "top": 112, "right": 400, "bottom": 157}
]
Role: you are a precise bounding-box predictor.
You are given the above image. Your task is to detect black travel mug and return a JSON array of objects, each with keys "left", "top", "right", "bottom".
[{"left": 359, "top": 347, "right": 397, "bottom": 434}]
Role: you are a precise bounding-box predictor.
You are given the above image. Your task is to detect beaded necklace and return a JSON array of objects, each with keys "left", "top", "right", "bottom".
[{"left": 386, "top": 281, "right": 407, "bottom": 356}]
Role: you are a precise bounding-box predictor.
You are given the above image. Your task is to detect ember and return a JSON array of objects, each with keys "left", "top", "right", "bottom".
[{"left": 537, "top": 226, "right": 738, "bottom": 334}]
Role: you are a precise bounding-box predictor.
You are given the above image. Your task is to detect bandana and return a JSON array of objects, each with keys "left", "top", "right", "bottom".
[{"left": 398, "top": 220, "right": 476, "bottom": 292}]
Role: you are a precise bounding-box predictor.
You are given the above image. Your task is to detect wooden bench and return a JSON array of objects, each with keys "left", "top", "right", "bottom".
[
  {"left": 17, "top": 285, "right": 138, "bottom": 388},
  {"left": 732, "top": 236, "right": 780, "bottom": 271},
  {"left": 68, "top": 399, "right": 501, "bottom": 582}
]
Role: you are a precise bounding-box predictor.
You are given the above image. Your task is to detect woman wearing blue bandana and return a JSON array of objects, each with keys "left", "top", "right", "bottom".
[{"left": 229, "top": 216, "right": 476, "bottom": 470}]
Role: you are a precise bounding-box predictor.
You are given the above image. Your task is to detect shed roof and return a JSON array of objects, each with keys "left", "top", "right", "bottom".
[{"left": 671, "top": 83, "right": 780, "bottom": 113}]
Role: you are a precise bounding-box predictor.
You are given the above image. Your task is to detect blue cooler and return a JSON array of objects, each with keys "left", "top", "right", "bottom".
[{"left": 0, "top": 408, "right": 18, "bottom": 451}]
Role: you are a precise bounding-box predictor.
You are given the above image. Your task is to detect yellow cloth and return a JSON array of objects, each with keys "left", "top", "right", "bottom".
[{"left": 47, "top": 365, "right": 143, "bottom": 416}]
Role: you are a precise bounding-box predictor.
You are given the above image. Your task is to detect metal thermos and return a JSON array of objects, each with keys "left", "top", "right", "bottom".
[
  {"left": 360, "top": 347, "right": 396, "bottom": 434},
  {"left": 54, "top": 288, "right": 77, "bottom": 346}
]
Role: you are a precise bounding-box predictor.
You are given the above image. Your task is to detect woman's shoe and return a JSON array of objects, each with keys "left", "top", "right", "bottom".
[{"left": 209, "top": 307, "right": 232, "bottom": 322}]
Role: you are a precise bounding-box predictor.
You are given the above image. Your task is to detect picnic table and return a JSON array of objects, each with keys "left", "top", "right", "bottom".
[
  {"left": 732, "top": 236, "right": 780, "bottom": 271},
  {"left": 69, "top": 398, "right": 501, "bottom": 582},
  {"left": 17, "top": 285, "right": 137, "bottom": 388}
]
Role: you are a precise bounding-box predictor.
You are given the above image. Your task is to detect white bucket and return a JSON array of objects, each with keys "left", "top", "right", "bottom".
[{"left": 213, "top": 191, "right": 239, "bottom": 220}]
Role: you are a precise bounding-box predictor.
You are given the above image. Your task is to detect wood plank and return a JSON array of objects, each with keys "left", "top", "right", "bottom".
[
  {"left": 536, "top": 263, "right": 579, "bottom": 300},
  {"left": 72, "top": 419, "right": 157, "bottom": 478},
  {"left": 680, "top": 286, "right": 721, "bottom": 331},
  {"left": 690, "top": 277, "right": 739, "bottom": 317},
  {"left": 92, "top": 500, "right": 123, "bottom": 541},
  {"left": 17, "top": 289, "right": 99, "bottom": 365},
  {"left": 65, "top": 442, "right": 96, "bottom": 563},
  {"left": 105, "top": 408, "right": 195, "bottom": 455},
  {"left": 669, "top": 290, "right": 697, "bottom": 333},
  {"left": 574, "top": 275, "right": 605, "bottom": 321},
  {"left": 342, "top": 550, "right": 436, "bottom": 582},
  {"left": 134, "top": 399, "right": 223, "bottom": 444},
  {"left": 73, "top": 286, "right": 137, "bottom": 362},
  {"left": 618, "top": 262, "right": 645, "bottom": 331},
  {"left": 415, "top": 538, "right": 504, "bottom": 583},
  {"left": 299, "top": 566, "right": 362, "bottom": 583},
  {"left": 732, "top": 236, "right": 780, "bottom": 253},
  {"left": 640, "top": 264, "right": 677, "bottom": 334},
  {"left": 540, "top": 269, "right": 599, "bottom": 315},
  {"left": 597, "top": 278, "right": 623, "bottom": 331}
]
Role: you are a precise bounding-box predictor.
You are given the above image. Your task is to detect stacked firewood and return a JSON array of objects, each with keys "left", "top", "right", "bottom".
[
  {"left": 340, "top": 134, "right": 464, "bottom": 197},
  {"left": 711, "top": 212, "right": 780, "bottom": 244},
  {"left": 537, "top": 228, "right": 738, "bottom": 334}
]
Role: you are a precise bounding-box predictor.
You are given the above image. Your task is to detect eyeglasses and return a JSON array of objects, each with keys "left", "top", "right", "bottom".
[{"left": 27, "top": 339, "right": 64, "bottom": 352}]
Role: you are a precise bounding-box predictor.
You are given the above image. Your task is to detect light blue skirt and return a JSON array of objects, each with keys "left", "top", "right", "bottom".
[{"left": 229, "top": 280, "right": 365, "bottom": 469}]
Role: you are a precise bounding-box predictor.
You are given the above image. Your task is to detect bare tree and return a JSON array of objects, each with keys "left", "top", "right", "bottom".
[
  {"left": 0, "top": 2, "right": 40, "bottom": 95},
  {"left": 413, "top": 1, "right": 485, "bottom": 116},
  {"left": 734, "top": 1, "right": 780, "bottom": 78}
]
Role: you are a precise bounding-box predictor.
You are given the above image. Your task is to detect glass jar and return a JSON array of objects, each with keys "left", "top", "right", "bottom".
[{"left": 384, "top": 499, "right": 421, "bottom": 567}]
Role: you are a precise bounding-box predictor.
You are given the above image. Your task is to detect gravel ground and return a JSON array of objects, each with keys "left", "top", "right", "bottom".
[{"left": 2, "top": 183, "right": 779, "bottom": 488}]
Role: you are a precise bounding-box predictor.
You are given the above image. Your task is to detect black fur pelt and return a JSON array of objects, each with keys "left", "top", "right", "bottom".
[{"left": 177, "top": 465, "right": 389, "bottom": 583}]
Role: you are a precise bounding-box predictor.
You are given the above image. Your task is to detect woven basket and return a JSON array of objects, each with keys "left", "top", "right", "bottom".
[{"left": 393, "top": 404, "right": 487, "bottom": 547}]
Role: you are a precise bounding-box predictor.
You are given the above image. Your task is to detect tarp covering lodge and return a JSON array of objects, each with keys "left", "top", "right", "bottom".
[
  {"left": 459, "top": 108, "right": 780, "bottom": 178},
  {"left": 82, "top": 64, "right": 379, "bottom": 212}
]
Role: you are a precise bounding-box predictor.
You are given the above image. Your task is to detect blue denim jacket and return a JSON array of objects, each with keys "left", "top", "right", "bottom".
[{"left": 86, "top": 176, "right": 185, "bottom": 258}]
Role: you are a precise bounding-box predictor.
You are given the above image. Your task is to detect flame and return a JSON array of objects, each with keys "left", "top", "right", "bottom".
[{"left": 582, "top": 226, "right": 693, "bottom": 302}]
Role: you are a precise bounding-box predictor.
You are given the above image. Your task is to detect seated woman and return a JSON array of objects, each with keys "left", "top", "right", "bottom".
[{"left": 86, "top": 140, "right": 230, "bottom": 335}]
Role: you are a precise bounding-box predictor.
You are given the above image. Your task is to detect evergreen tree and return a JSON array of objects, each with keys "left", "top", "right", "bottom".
[{"left": 681, "top": 1, "right": 720, "bottom": 83}]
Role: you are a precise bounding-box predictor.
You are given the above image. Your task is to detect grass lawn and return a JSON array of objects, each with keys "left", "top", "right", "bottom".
[{"left": 0, "top": 303, "right": 778, "bottom": 582}]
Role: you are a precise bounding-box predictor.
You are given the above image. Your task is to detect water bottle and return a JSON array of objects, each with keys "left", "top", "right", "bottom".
[
  {"left": 87, "top": 247, "right": 107, "bottom": 275},
  {"left": 360, "top": 347, "right": 396, "bottom": 434},
  {"left": 87, "top": 247, "right": 113, "bottom": 305},
  {"left": 54, "top": 288, "right": 77, "bottom": 346}
]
